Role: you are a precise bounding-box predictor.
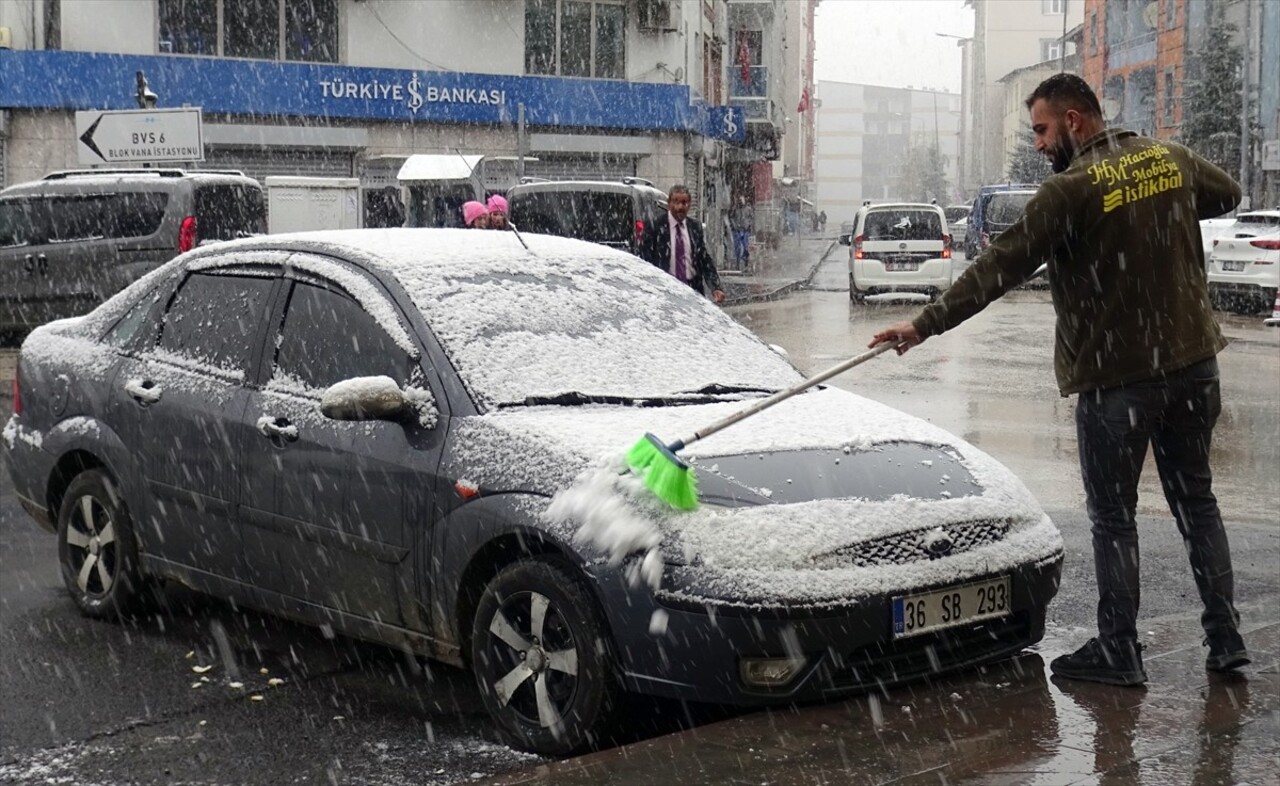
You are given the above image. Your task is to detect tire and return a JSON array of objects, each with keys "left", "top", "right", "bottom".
[
  {"left": 56, "top": 469, "right": 151, "bottom": 619},
  {"left": 470, "top": 559, "right": 620, "bottom": 756},
  {"left": 849, "top": 274, "right": 865, "bottom": 304}
]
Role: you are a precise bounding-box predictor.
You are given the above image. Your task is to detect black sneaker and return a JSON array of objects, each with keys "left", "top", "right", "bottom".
[
  {"left": 1050, "top": 638, "right": 1148, "bottom": 686},
  {"left": 1205, "top": 632, "right": 1250, "bottom": 672}
]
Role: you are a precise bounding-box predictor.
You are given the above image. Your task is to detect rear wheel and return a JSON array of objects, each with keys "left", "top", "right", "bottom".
[
  {"left": 471, "top": 559, "right": 620, "bottom": 755},
  {"left": 849, "top": 274, "right": 865, "bottom": 303},
  {"left": 56, "top": 469, "right": 151, "bottom": 619}
]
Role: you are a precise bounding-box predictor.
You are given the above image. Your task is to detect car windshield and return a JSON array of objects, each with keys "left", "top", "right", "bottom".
[
  {"left": 512, "top": 191, "right": 635, "bottom": 245},
  {"left": 862, "top": 210, "right": 943, "bottom": 240},
  {"left": 391, "top": 237, "right": 802, "bottom": 409},
  {"left": 986, "top": 192, "right": 1035, "bottom": 228},
  {"left": 943, "top": 206, "right": 970, "bottom": 223}
]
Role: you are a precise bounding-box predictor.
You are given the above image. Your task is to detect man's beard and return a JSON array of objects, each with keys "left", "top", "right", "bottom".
[{"left": 1048, "top": 127, "right": 1077, "bottom": 173}]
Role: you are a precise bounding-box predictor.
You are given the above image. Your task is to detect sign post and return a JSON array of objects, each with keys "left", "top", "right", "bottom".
[{"left": 74, "top": 107, "right": 204, "bottom": 166}]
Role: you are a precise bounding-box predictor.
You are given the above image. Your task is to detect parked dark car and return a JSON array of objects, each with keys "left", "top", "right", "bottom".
[
  {"left": 506, "top": 177, "right": 668, "bottom": 254},
  {"left": 0, "top": 168, "right": 264, "bottom": 338},
  {"left": 4, "top": 228, "right": 1063, "bottom": 755},
  {"left": 964, "top": 183, "right": 1039, "bottom": 257}
]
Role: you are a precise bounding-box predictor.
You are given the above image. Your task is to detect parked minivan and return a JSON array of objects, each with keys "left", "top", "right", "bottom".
[
  {"left": 840, "top": 201, "right": 952, "bottom": 302},
  {"left": 506, "top": 178, "right": 669, "bottom": 254},
  {"left": 964, "top": 183, "right": 1039, "bottom": 257},
  {"left": 0, "top": 168, "right": 264, "bottom": 337}
]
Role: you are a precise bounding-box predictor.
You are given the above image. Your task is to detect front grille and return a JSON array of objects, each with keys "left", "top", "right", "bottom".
[
  {"left": 815, "top": 519, "right": 1011, "bottom": 568},
  {"left": 827, "top": 612, "right": 1032, "bottom": 690}
]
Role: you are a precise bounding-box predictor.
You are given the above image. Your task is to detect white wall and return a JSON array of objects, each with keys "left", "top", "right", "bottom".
[{"left": 61, "top": 0, "right": 153, "bottom": 53}]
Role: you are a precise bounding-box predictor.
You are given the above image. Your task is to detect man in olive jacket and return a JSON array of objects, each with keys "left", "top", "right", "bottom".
[{"left": 871, "top": 74, "right": 1248, "bottom": 686}]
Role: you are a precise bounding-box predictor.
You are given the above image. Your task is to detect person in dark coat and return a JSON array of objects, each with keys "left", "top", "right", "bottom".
[{"left": 638, "top": 185, "right": 725, "bottom": 304}]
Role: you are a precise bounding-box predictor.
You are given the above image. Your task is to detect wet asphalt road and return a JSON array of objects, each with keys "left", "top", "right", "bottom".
[{"left": 1, "top": 250, "right": 1277, "bottom": 784}]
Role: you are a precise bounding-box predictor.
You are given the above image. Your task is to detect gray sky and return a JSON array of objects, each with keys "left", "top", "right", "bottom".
[{"left": 814, "top": 0, "right": 974, "bottom": 92}]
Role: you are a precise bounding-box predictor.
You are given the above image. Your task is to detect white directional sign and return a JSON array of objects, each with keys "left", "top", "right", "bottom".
[{"left": 74, "top": 107, "right": 204, "bottom": 165}]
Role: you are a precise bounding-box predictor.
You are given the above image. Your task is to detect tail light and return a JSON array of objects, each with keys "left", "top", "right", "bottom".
[
  {"left": 1249, "top": 238, "right": 1280, "bottom": 251},
  {"left": 853, "top": 234, "right": 865, "bottom": 260},
  {"left": 11, "top": 364, "right": 20, "bottom": 416},
  {"left": 942, "top": 233, "right": 952, "bottom": 260},
  {"left": 634, "top": 219, "right": 645, "bottom": 247},
  {"left": 178, "top": 216, "right": 198, "bottom": 253}
]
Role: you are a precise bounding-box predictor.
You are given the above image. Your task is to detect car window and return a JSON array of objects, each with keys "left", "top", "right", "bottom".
[
  {"left": 1237, "top": 214, "right": 1280, "bottom": 227},
  {"left": 943, "top": 206, "right": 969, "bottom": 223},
  {"left": 195, "top": 184, "right": 266, "bottom": 240},
  {"left": 46, "top": 196, "right": 111, "bottom": 243},
  {"left": 0, "top": 196, "right": 45, "bottom": 248},
  {"left": 157, "top": 271, "right": 275, "bottom": 375},
  {"left": 272, "top": 281, "right": 412, "bottom": 391},
  {"left": 511, "top": 191, "right": 634, "bottom": 244},
  {"left": 104, "top": 293, "right": 159, "bottom": 349},
  {"left": 986, "top": 193, "right": 1035, "bottom": 227},
  {"left": 862, "top": 210, "right": 943, "bottom": 240},
  {"left": 112, "top": 193, "right": 170, "bottom": 238}
]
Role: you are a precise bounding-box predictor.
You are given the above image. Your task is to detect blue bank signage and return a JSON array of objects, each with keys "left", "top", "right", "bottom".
[{"left": 0, "top": 50, "right": 746, "bottom": 144}]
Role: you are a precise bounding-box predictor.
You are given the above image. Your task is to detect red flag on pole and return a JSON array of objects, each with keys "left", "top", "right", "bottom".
[
  {"left": 797, "top": 85, "right": 811, "bottom": 113},
  {"left": 738, "top": 33, "right": 752, "bottom": 85}
]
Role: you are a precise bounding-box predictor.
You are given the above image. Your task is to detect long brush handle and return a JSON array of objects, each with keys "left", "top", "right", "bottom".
[{"left": 666, "top": 340, "right": 900, "bottom": 452}]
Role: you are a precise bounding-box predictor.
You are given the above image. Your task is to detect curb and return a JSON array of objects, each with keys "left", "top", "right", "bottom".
[{"left": 722, "top": 239, "right": 837, "bottom": 307}]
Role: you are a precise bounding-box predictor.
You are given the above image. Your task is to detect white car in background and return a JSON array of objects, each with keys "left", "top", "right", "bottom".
[
  {"left": 1208, "top": 230, "right": 1280, "bottom": 314},
  {"left": 840, "top": 202, "right": 953, "bottom": 303},
  {"left": 1201, "top": 210, "right": 1280, "bottom": 257}
]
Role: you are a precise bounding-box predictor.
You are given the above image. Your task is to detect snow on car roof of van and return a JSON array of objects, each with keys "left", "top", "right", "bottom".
[{"left": 189, "top": 228, "right": 801, "bottom": 409}]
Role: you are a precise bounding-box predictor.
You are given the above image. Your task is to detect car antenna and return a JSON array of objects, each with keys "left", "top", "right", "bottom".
[{"left": 454, "top": 148, "right": 533, "bottom": 253}]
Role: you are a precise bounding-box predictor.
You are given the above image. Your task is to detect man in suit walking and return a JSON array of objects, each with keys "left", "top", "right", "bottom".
[{"left": 639, "top": 185, "right": 726, "bottom": 304}]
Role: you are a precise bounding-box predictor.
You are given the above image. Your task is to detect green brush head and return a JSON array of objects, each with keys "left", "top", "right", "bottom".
[{"left": 626, "top": 433, "right": 699, "bottom": 510}]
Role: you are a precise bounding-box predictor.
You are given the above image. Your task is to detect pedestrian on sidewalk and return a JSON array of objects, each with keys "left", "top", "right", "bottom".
[
  {"left": 730, "top": 195, "right": 754, "bottom": 271},
  {"left": 638, "top": 185, "right": 725, "bottom": 304},
  {"left": 868, "top": 73, "right": 1248, "bottom": 687}
]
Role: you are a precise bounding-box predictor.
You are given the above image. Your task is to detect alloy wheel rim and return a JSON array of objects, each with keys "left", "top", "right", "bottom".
[
  {"left": 64, "top": 494, "right": 116, "bottom": 597},
  {"left": 485, "top": 590, "right": 580, "bottom": 730}
]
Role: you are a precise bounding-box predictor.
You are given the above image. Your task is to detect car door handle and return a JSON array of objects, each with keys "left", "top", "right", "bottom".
[
  {"left": 256, "top": 415, "right": 299, "bottom": 442},
  {"left": 124, "top": 378, "right": 163, "bottom": 405}
]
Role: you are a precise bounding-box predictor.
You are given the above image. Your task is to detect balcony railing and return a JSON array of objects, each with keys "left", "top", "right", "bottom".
[
  {"left": 729, "top": 65, "right": 769, "bottom": 99},
  {"left": 1106, "top": 32, "right": 1157, "bottom": 70}
]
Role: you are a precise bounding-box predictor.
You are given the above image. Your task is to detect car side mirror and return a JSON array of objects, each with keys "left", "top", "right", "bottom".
[
  {"left": 321, "top": 376, "right": 411, "bottom": 422},
  {"left": 768, "top": 344, "right": 791, "bottom": 361},
  {"left": 838, "top": 234, "right": 851, "bottom": 246}
]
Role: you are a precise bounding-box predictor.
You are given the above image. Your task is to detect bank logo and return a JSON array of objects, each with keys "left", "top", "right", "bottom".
[
  {"left": 723, "top": 111, "right": 738, "bottom": 138},
  {"left": 318, "top": 73, "right": 507, "bottom": 114}
]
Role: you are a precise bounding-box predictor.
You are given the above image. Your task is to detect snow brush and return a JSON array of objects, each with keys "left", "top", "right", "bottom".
[{"left": 626, "top": 340, "right": 902, "bottom": 510}]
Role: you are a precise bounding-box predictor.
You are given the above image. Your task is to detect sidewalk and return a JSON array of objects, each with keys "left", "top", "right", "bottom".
[{"left": 718, "top": 233, "right": 835, "bottom": 306}]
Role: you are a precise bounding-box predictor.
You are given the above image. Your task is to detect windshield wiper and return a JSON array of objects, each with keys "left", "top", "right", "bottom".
[
  {"left": 502, "top": 392, "right": 646, "bottom": 408},
  {"left": 677, "top": 384, "right": 779, "bottom": 396}
]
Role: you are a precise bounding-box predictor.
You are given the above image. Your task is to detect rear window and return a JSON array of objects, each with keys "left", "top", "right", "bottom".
[
  {"left": 511, "top": 191, "right": 635, "bottom": 245},
  {"left": 1237, "top": 214, "right": 1280, "bottom": 228},
  {"left": 986, "top": 193, "right": 1035, "bottom": 228},
  {"left": 862, "top": 210, "right": 943, "bottom": 241},
  {"left": 943, "top": 206, "right": 970, "bottom": 223},
  {"left": 195, "top": 184, "right": 266, "bottom": 240}
]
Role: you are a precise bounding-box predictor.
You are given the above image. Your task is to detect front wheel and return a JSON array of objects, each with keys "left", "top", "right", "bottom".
[
  {"left": 56, "top": 469, "right": 151, "bottom": 619},
  {"left": 471, "top": 559, "right": 620, "bottom": 756}
]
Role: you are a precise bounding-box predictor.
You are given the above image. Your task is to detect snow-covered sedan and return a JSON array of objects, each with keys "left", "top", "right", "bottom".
[{"left": 3, "top": 229, "right": 1063, "bottom": 755}]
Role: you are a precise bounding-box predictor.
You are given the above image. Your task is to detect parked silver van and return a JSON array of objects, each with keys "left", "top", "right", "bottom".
[{"left": 0, "top": 168, "right": 264, "bottom": 338}]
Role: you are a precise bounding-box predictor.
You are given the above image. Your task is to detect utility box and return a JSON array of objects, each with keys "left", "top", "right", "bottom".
[{"left": 265, "top": 176, "right": 361, "bottom": 234}]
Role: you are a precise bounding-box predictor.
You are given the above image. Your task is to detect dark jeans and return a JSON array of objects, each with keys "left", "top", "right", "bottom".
[{"left": 1075, "top": 357, "right": 1240, "bottom": 645}]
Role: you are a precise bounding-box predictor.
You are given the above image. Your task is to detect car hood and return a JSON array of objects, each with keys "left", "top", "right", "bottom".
[{"left": 446, "top": 387, "right": 1061, "bottom": 605}]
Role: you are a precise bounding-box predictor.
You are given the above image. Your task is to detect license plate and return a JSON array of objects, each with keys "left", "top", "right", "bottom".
[
  {"left": 885, "top": 262, "right": 919, "bottom": 272},
  {"left": 1222, "top": 260, "right": 1246, "bottom": 272},
  {"left": 893, "top": 576, "right": 1011, "bottom": 638}
]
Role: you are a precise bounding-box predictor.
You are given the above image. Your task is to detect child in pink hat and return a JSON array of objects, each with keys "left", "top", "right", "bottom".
[
  {"left": 486, "top": 195, "right": 510, "bottom": 230},
  {"left": 462, "top": 200, "right": 490, "bottom": 228}
]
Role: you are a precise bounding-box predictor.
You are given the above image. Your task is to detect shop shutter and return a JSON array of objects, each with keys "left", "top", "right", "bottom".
[
  {"left": 0, "top": 138, "right": 6, "bottom": 189},
  {"left": 197, "top": 147, "right": 356, "bottom": 185}
]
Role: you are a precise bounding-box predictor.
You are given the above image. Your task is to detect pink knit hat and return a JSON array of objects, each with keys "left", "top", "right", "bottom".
[
  {"left": 487, "top": 194, "right": 509, "bottom": 215},
  {"left": 462, "top": 200, "right": 489, "bottom": 226}
]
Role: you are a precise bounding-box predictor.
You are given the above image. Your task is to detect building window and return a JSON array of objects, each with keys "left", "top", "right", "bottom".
[
  {"left": 1165, "top": 0, "right": 1176, "bottom": 30},
  {"left": 1040, "top": 38, "right": 1063, "bottom": 62},
  {"left": 525, "top": 0, "right": 626, "bottom": 79},
  {"left": 1163, "top": 68, "right": 1176, "bottom": 126},
  {"left": 158, "top": 0, "right": 336, "bottom": 62},
  {"left": 1042, "top": 0, "right": 1064, "bottom": 14}
]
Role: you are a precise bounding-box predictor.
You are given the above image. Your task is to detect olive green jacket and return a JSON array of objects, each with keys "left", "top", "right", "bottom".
[{"left": 914, "top": 129, "right": 1240, "bottom": 395}]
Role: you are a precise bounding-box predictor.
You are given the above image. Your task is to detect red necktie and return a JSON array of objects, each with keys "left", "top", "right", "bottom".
[{"left": 675, "top": 221, "right": 689, "bottom": 282}]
